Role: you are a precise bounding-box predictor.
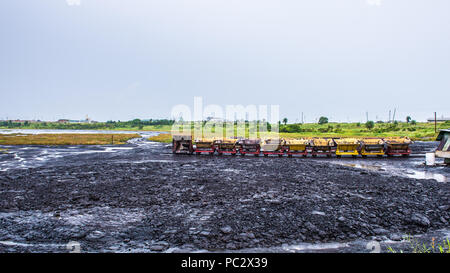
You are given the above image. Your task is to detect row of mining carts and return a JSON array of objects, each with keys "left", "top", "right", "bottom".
[{"left": 172, "top": 135, "right": 412, "bottom": 157}]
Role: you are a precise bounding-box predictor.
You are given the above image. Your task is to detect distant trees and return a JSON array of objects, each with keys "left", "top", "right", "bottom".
[
  {"left": 280, "top": 123, "right": 302, "bottom": 133},
  {"left": 318, "top": 125, "right": 334, "bottom": 133},
  {"left": 0, "top": 119, "right": 176, "bottom": 130},
  {"left": 282, "top": 118, "right": 288, "bottom": 125},
  {"left": 411, "top": 120, "right": 417, "bottom": 125},
  {"left": 365, "top": 120, "right": 375, "bottom": 130},
  {"left": 318, "top": 117, "right": 328, "bottom": 125}
]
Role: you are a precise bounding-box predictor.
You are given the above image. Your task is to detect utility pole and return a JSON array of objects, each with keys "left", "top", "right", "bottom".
[
  {"left": 393, "top": 108, "right": 396, "bottom": 122},
  {"left": 435, "top": 112, "right": 437, "bottom": 133},
  {"left": 389, "top": 110, "right": 391, "bottom": 123}
]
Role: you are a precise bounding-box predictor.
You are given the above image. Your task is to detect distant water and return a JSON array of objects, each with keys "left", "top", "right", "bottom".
[{"left": 0, "top": 129, "right": 160, "bottom": 138}]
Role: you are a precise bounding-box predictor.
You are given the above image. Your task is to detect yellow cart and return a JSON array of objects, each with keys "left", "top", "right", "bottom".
[
  {"left": 261, "top": 138, "right": 286, "bottom": 157},
  {"left": 214, "top": 138, "right": 238, "bottom": 155},
  {"left": 194, "top": 138, "right": 216, "bottom": 155},
  {"left": 359, "top": 138, "right": 385, "bottom": 157},
  {"left": 384, "top": 137, "right": 412, "bottom": 157},
  {"left": 334, "top": 138, "right": 360, "bottom": 157},
  {"left": 311, "top": 138, "right": 335, "bottom": 157},
  {"left": 284, "top": 138, "right": 309, "bottom": 157}
]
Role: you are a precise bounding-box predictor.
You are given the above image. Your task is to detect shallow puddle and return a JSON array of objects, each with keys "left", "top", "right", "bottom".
[{"left": 406, "top": 170, "right": 448, "bottom": 182}]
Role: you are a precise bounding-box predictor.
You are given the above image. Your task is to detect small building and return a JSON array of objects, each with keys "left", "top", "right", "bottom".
[
  {"left": 427, "top": 116, "right": 450, "bottom": 123},
  {"left": 436, "top": 129, "right": 450, "bottom": 165},
  {"left": 9, "top": 120, "right": 37, "bottom": 124}
]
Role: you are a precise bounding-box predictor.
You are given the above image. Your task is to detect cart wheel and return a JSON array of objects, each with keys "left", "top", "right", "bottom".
[
  {"left": 352, "top": 155, "right": 357, "bottom": 158},
  {"left": 362, "top": 155, "right": 367, "bottom": 158},
  {"left": 377, "top": 155, "right": 382, "bottom": 158},
  {"left": 336, "top": 155, "right": 341, "bottom": 158}
]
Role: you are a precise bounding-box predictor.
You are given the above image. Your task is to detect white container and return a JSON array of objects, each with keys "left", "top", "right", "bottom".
[{"left": 425, "top": 153, "right": 435, "bottom": 166}]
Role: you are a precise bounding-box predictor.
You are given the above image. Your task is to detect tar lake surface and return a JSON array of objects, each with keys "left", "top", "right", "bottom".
[{"left": 0, "top": 129, "right": 449, "bottom": 253}]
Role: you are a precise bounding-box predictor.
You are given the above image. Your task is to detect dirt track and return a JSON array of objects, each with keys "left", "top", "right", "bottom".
[{"left": 0, "top": 139, "right": 449, "bottom": 252}]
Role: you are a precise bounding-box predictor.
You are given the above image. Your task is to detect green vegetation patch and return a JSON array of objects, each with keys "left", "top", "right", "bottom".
[
  {"left": 0, "top": 134, "right": 140, "bottom": 146},
  {"left": 148, "top": 133, "right": 172, "bottom": 143}
]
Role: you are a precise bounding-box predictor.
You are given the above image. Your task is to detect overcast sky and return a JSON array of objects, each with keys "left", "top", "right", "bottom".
[{"left": 0, "top": 0, "right": 449, "bottom": 122}]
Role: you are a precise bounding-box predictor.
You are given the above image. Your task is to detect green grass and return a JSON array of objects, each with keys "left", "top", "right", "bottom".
[
  {"left": 387, "top": 235, "right": 450, "bottom": 253},
  {"left": 0, "top": 134, "right": 140, "bottom": 145},
  {"left": 276, "top": 121, "right": 447, "bottom": 141},
  {"left": 148, "top": 121, "right": 449, "bottom": 143},
  {"left": 0, "top": 119, "right": 174, "bottom": 131},
  {"left": 2, "top": 121, "right": 448, "bottom": 142},
  {"left": 148, "top": 133, "right": 172, "bottom": 143},
  {"left": 0, "top": 125, "right": 174, "bottom": 132}
]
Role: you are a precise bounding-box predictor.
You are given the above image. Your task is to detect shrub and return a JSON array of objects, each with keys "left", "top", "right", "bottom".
[
  {"left": 318, "top": 117, "right": 328, "bottom": 125},
  {"left": 365, "top": 121, "right": 375, "bottom": 130},
  {"left": 286, "top": 124, "right": 302, "bottom": 133}
]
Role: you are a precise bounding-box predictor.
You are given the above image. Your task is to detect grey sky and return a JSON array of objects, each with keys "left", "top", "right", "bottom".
[{"left": 0, "top": 0, "right": 449, "bottom": 122}]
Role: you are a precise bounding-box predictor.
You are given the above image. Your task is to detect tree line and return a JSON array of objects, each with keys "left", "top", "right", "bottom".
[{"left": 0, "top": 119, "right": 175, "bottom": 130}]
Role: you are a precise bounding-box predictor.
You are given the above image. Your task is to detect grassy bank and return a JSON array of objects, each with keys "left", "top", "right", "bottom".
[
  {"left": 148, "top": 121, "right": 449, "bottom": 143},
  {"left": 2, "top": 121, "right": 448, "bottom": 142},
  {"left": 0, "top": 134, "right": 140, "bottom": 146},
  {"left": 277, "top": 121, "right": 447, "bottom": 141},
  {"left": 148, "top": 133, "right": 173, "bottom": 143},
  {"left": 0, "top": 125, "right": 173, "bottom": 132},
  {"left": 0, "top": 119, "right": 174, "bottom": 132}
]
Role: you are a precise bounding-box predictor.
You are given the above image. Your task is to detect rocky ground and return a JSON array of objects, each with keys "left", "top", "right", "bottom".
[{"left": 0, "top": 140, "right": 449, "bottom": 252}]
